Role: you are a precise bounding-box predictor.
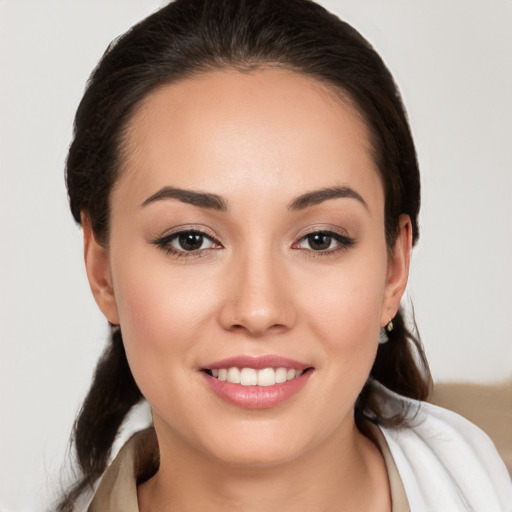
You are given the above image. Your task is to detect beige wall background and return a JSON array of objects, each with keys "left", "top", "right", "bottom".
[{"left": 1, "top": 1, "right": 511, "bottom": 509}]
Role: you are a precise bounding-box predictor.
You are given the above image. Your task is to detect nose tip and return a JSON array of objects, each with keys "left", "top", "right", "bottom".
[{"left": 224, "top": 303, "right": 290, "bottom": 337}]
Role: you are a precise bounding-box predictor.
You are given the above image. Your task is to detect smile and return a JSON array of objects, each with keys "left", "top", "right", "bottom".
[
  {"left": 201, "top": 356, "right": 313, "bottom": 409},
  {"left": 206, "top": 367, "right": 305, "bottom": 386}
]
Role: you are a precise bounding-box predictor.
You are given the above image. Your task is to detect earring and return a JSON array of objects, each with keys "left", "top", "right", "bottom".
[{"left": 378, "top": 319, "right": 394, "bottom": 344}]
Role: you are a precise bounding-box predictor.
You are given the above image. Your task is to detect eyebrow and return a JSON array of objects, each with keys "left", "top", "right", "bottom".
[
  {"left": 141, "top": 185, "right": 367, "bottom": 213},
  {"left": 141, "top": 186, "right": 227, "bottom": 211},
  {"left": 288, "top": 186, "right": 368, "bottom": 211}
]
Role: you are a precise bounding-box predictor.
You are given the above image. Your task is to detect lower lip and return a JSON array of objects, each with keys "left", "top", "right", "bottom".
[{"left": 202, "top": 371, "right": 312, "bottom": 409}]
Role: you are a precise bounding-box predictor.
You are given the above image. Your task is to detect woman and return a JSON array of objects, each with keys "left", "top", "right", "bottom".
[{"left": 57, "top": 0, "right": 512, "bottom": 510}]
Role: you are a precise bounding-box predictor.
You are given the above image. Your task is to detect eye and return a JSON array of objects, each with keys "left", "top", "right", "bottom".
[
  {"left": 294, "top": 230, "right": 355, "bottom": 253},
  {"left": 152, "top": 229, "right": 220, "bottom": 256},
  {"left": 300, "top": 233, "right": 334, "bottom": 251},
  {"left": 171, "top": 232, "right": 215, "bottom": 251}
]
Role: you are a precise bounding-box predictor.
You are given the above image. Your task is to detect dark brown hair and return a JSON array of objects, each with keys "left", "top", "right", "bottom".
[{"left": 59, "top": 0, "right": 430, "bottom": 508}]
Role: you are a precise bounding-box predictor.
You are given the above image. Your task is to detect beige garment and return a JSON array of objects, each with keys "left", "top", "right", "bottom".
[
  {"left": 88, "top": 426, "right": 410, "bottom": 512},
  {"left": 430, "top": 379, "right": 512, "bottom": 476}
]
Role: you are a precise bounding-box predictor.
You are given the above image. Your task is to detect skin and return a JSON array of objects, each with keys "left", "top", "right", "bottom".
[{"left": 83, "top": 68, "right": 412, "bottom": 511}]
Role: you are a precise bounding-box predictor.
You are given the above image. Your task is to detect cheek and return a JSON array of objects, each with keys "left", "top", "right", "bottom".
[
  {"left": 108, "top": 245, "right": 219, "bottom": 376},
  {"left": 296, "top": 252, "right": 388, "bottom": 423},
  {"left": 298, "top": 248, "right": 388, "bottom": 356}
]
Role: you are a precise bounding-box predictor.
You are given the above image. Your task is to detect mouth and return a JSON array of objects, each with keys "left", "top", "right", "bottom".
[
  {"left": 203, "top": 366, "right": 312, "bottom": 386},
  {"left": 200, "top": 356, "right": 314, "bottom": 409}
]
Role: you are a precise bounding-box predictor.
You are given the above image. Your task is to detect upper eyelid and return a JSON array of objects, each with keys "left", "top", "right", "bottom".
[
  {"left": 293, "top": 224, "right": 352, "bottom": 240},
  {"left": 162, "top": 231, "right": 216, "bottom": 244},
  {"left": 156, "top": 225, "right": 219, "bottom": 240},
  {"left": 295, "top": 231, "right": 354, "bottom": 244}
]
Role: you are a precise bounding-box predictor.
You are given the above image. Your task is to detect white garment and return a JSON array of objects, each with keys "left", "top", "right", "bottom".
[{"left": 376, "top": 383, "right": 512, "bottom": 511}]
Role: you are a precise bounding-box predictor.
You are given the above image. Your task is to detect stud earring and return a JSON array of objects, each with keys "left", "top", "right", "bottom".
[{"left": 378, "top": 319, "right": 394, "bottom": 344}]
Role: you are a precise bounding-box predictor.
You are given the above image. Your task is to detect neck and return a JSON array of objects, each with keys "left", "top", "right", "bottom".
[{"left": 138, "top": 420, "right": 391, "bottom": 512}]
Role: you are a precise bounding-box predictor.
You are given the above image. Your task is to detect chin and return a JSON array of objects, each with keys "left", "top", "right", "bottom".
[
  {"left": 200, "top": 424, "right": 316, "bottom": 468},
  {"left": 211, "top": 445, "right": 304, "bottom": 469}
]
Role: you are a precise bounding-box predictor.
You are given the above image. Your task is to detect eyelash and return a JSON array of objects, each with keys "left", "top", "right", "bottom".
[
  {"left": 152, "top": 228, "right": 356, "bottom": 259},
  {"left": 293, "top": 230, "right": 356, "bottom": 256},
  {"left": 151, "top": 229, "right": 222, "bottom": 259}
]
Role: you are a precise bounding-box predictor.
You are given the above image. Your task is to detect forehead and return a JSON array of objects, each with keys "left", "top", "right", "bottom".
[{"left": 116, "top": 68, "right": 382, "bottom": 211}]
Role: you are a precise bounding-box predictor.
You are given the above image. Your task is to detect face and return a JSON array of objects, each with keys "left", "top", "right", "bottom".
[{"left": 84, "top": 68, "right": 410, "bottom": 467}]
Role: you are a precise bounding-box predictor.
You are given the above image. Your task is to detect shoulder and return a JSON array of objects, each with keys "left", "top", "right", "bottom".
[{"left": 376, "top": 384, "right": 512, "bottom": 511}]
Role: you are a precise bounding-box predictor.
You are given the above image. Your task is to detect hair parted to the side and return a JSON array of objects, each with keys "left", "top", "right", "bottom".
[{"left": 58, "top": 0, "right": 431, "bottom": 509}]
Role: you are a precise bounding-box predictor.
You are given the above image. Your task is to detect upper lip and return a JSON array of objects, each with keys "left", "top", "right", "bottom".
[{"left": 202, "top": 355, "right": 312, "bottom": 371}]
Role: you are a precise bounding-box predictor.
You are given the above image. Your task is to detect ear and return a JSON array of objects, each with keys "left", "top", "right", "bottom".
[
  {"left": 82, "top": 214, "right": 120, "bottom": 325},
  {"left": 380, "top": 214, "right": 412, "bottom": 326}
]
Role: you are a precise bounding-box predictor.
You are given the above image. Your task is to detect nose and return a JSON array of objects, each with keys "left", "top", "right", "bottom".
[{"left": 218, "top": 248, "right": 296, "bottom": 337}]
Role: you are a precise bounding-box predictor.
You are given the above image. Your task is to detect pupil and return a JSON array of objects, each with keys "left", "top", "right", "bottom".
[
  {"left": 179, "top": 233, "right": 203, "bottom": 251},
  {"left": 309, "top": 233, "right": 331, "bottom": 250}
]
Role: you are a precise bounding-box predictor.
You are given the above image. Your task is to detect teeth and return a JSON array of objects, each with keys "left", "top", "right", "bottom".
[
  {"left": 240, "top": 368, "right": 257, "bottom": 386},
  {"left": 210, "top": 366, "right": 306, "bottom": 386},
  {"left": 227, "top": 367, "right": 241, "bottom": 384},
  {"left": 275, "top": 367, "right": 287, "bottom": 383},
  {"left": 257, "top": 367, "right": 275, "bottom": 386}
]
